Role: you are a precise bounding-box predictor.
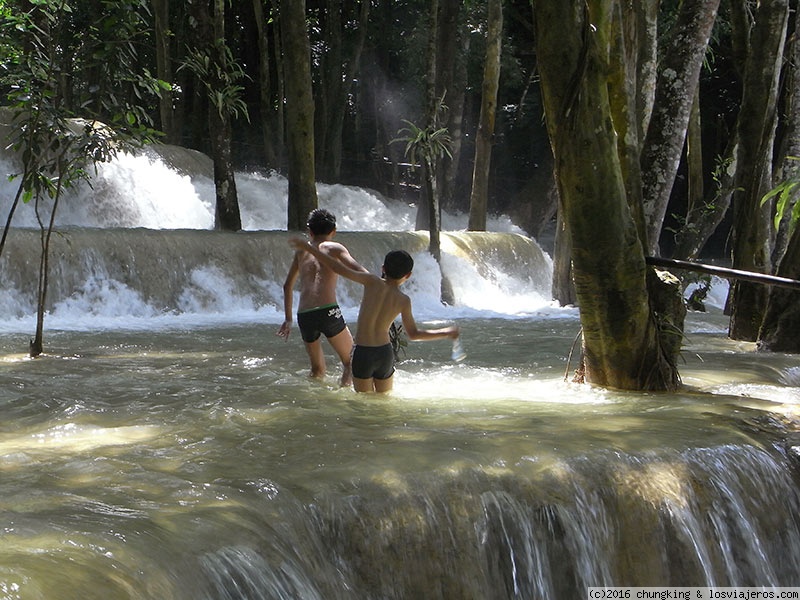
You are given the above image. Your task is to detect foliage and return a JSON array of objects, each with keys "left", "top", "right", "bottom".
[
  {"left": 761, "top": 156, "right": 800, "bottom": 233},
  {"left": 393, "top": 119, "right": 453, "bottom": 170},
  {"left": 1, "top": 0, "right": 164, "bottom": 187},
  {"left": 0, "top": 0, "right": 166, "bottom": 355},
  {"left": 392, "top": 95, "right": 453, "bottom": 170},
  {"left": 181, "top": 41, "right": 250, "bottom": 122}
]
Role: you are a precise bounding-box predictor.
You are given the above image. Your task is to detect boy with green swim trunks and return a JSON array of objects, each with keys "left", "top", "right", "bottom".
[
  {"left": 288, "top": 239, "right": 459, "bottom": 393},
  {"left": 278, "top": 209, "right": 366, "bottom": 386}
]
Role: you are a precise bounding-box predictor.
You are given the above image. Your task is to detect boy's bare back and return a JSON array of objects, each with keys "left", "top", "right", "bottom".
[
  {"left": 352, "top": 275, "right": 412, "bottom": 346},
  {"left": 294, "top": 240, "right": 350, "bottom": 311}
]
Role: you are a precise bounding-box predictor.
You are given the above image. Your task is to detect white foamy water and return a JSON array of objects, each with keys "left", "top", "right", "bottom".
[{"left": 0, "top": 151, "right": 526, "bottom": 234}]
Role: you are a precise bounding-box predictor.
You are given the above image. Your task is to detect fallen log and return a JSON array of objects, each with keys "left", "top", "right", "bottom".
[{"left": 646, "top": 256, "right": 800, "bottom": 291}]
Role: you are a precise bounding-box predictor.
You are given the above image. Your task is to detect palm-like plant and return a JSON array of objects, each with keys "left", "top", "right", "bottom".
[{"left": 394, "top": 119, "right": 453, "bottom": 173}]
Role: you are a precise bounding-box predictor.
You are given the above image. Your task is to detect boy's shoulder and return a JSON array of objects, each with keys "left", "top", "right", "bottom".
[{"left": 317, "top": 239, "right": 347, "bottom": 252}]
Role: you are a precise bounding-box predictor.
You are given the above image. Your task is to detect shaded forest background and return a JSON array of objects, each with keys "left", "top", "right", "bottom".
[{"left": 0, "top": 0, "right": 743, "bottom": 252}]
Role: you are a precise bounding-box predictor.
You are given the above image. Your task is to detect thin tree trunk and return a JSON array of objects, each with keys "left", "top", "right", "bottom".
[
  {"left": 729, "top": 0, "right": 790, "bottom": 340},
  {"left": 30, "top": 165, "right": 65, "bottom": 358},
  {"left": 758, "top": 227, "right": 800, "bottom": 352},
  {"left": 253, "top": 0, "right": 277, "bottom": 167},
  {"left": 685, "top": 89, "right": 704, "bottom": 235},
  {"left": 281, "top": 0, "right": 318, "bottom": 230},
  {"left": 436, "top": 0, "right": 462, "bottom": 211},
  {"left": 209, "top": 108, "right": 241, "bottom": 231},
  {"left": 672, "top": 133, "right": 738, "bottom": 260},
  {"left": 419, "top": 0, "right": 440, "bottom": 254},
  {"left": 271, "top": 0, "right": 285, "bottom": 170},
  {"left": 210, "top": 0, "right": 241, "bottom": 231},
  {"left": 151, "top": 0, "right": 175, "bottom": 143},
  {"left": 322, "top": 0, "right": 369, "bottom": 181},
  {"left": 608, "top": 1, "right": 651, "bottom": 244},
  {"left": 771, "top": 3, "right": 800, "bottom": 267},
  {"left": 468, "top": 0, "right": 503, "bottom": 232},
  {"left": 551, "top": 205, "right": 577, "bottom": 306},
  {"left": 640, "top": 0, "right": 720, "bottom": 255}
]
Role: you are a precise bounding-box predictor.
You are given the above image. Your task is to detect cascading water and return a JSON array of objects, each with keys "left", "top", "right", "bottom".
[{"left": 1, "top": 144, "right": 799, "bottom": 599}]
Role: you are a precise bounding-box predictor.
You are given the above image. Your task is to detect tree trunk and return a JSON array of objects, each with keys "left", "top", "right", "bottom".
[
  {"left": 551, "top": 207, "right": 577, "bottom": 306},
  {"left": 281, "top": 0, "right": 318, "bottom": 230},
  {"left": 758, "top": 227, "right": 800, "bottom": 352},
  {"left": 336, "top": 0, "right": 369, "bottom": 179},
  {"left": 639, "top": 0, "right": 720, "bottom": 255},
  {"left": 672, "top": 132, "right": 738, "bottom": 260},
  {"left": 209, "top": 108, "right": 242, "bottom": 231},
  {"left": 271, "top": 0, "right": 285, "bottom": 170},
  {"left": 607, "top": 1, "right": 653, "bottom": 245},
  {"left": 771, "top": 4, "right": 800, "bottom": 268},
  {"left": 253, "top": 0, "right": 277, "bottom": 168},
  {"left": 685, "top": 89, "right": 704, "bottom": 235},
  {"left": 467, "top": 0, "right": 502, "bottom": 232},
  {"left": 629, "top": 0, "right": 659, "bottom": 142},
  {"left": 534, "top": 0, "right": 680, "bottom": 391},
  {"left": 315, "top": 0, "right": 341, "bottom": 181},
  {"left": 316, "top": 0, "right": 369, "bottom": 182},
  {"left": 728, "top": 0, "right": 790, "bottom": 340},
  {"left": 436, "top": 0, "right": 463, "bottom": 212},
  {"left": 30, "top": 177, "right": 63, "bottom": 358},
  {"left": 415, "top": 1, "right": 440, "bottom": 234},
  {"left": 418, "top": 0, "right": 440, "bottom": 245},
  {"left": 210, "top": 0, "right": 241, "bottom": 232},
  {"left": 151, "top": 0, "right": 175, "bottom": 143}
]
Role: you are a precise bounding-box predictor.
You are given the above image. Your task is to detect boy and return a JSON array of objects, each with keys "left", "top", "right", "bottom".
[
  {"left": 278, "top": 208, "right": 366, "bottom": 386},
  {"left": 289, "top": 238, "right": 459, "bottom": 393}
]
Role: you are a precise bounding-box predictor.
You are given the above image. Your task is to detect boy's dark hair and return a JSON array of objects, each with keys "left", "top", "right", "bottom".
[
  {"left": 306, "top": 208, "right": 336, "bottom": 235},
  {"left": 383, "top": 250, "right": 414, "bottom": 280}
]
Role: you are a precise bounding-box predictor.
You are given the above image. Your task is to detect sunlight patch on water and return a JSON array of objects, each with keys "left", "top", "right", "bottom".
[
  {"left": 0, "top": 423, "right": 164, "bottom": 457},
  {"left": 392, "top": 366, "right": 612, "bottom": 406},
  {"left": 708, "top": 383, "right": 800, "bottom": 403}
]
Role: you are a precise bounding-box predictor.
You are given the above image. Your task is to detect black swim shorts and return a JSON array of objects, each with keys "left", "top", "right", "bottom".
[
  {"left": 352, "top": 343, "right": 395, "bottom": 380},
  {"left": 297, "top": 304, "right": 346, "bottom": 343}
]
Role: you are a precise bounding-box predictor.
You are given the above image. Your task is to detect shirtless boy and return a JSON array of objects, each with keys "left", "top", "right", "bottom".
[
  {"left": 278, "top": 209, "right": 365, "bottom": 386},
  {"left": 288, "top": 238, "right": 459, "bottom": 393}
]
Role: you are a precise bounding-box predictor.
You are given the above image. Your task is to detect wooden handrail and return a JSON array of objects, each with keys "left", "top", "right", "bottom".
[{"left": 646, "top": 256, "right": 800, "bottom": 290}]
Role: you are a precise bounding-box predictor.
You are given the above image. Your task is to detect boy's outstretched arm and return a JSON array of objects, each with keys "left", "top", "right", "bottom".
[
  {"left": 399, "top": 299, "right": 460, "bottom": 341},
  {"left": 324, "top": 242, "right": 369, "bottom": 273},
  {"left": 288, "top": 238, "right": 374, "bottom": 285}
]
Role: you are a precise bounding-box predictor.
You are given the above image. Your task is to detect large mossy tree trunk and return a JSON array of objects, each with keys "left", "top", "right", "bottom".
[
  {"left": 534, "top": 0, "right": 681, "bottom": 391},
  {"left": 281, "top": 0, "right": 318, "bottom": 230}
]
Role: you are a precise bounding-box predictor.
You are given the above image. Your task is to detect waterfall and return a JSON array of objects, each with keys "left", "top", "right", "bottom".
[
  {"left": 159, "top": 444, "right": 800, "bottom": 598},
  {"left": 0, "top": 229, "right": 553, "bottom": 329}
]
